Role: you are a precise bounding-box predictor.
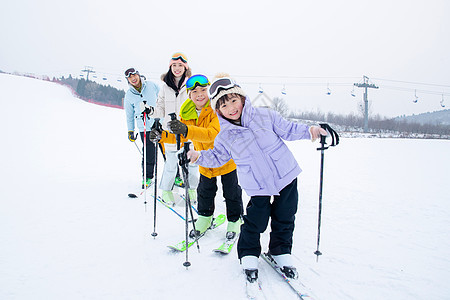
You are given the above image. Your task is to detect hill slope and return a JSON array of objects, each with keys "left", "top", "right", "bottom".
[
  {"left": 396, "top": 109, "right": 450, "bottom": 125},
  {"left": 1, "top": 74, "right": 449, "bottom": 299}
]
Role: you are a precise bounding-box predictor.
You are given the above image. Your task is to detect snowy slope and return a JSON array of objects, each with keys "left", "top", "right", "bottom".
[{"left": 1, "top": 73, "right": 449, "bottom": 300}]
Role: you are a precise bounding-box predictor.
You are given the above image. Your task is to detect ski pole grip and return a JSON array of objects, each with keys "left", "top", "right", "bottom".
[
  {"left": 319, "top": 123, "right": 340, "bottom": 148},
  {"left": 184, "top": 142, "right": 191, "bottom": 163},
  {"left": 169, "top": 113, "right": 177, "bottom": 121},
  {"left": 183, "top": 141, "right": 191, "bottom": 153},
  {"left": 169, "top": 112, "right": 181, "bottom": 150}
]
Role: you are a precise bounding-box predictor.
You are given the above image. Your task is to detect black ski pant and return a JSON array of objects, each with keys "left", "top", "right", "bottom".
[
  {"left": 237, "top": 178, "right": 298, "bottom": 259},
  {"left": 197, "top": 170, "right": 243, "bottom": 223},
  {"left": 140, "top": 131, "right": 155, "bottom": 180}
]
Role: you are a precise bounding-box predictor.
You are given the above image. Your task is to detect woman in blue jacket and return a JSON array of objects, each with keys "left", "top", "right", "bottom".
[{"left": 124, "top": 68, "right": 160, "bottom": 188}]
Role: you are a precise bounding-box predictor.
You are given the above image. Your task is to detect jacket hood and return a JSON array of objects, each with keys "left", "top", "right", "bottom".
[
  {"left": 217, "top": 96, "right": 253, "bottom": 130},
  {"left": 180, "top": 98, "right": 211, "bottom": 121}
]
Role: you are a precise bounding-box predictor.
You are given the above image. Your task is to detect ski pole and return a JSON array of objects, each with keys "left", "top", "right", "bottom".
[
  {"left": 168, "top": 113, "right": 181, "bottom": 150},
  {"left": 151, "top": 118, "right": 161, "bottom": 238},
  {"left": 178, "top": 142, "right": 200, "bottom": 268},
  {"left": 140, "top": 100, "right": 154, "bottom": 212},
  {"left": 132, "top": 133, "right": 142, "bottom": 155},
  {"left": 143, "top": 111, "right": 148, "bottom": 212},
  {"left": 314, "top": 123, "right": 339, "bottom": 261},
  {"left": 169, "top": 112, "right": 184, "bottom": 189}
]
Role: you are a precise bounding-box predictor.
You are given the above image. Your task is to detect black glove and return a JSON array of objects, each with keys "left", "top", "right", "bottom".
[
  {"left": 128, "top": 131, "right": 136, "bottom": 142},
  {"left": 168, "top": 119, "right": 188, "bottom": 137},
  {"left": 149, "top": 128, "right": 162, "bottom": 142}
]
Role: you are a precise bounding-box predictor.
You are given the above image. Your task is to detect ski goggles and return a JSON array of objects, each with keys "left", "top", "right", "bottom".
[
  {"left": 171, "top": 52, "right": 188, "bottom": 63},
  {"left": 208, "top": 77, "right": 239, "bottom": 99},
  {"left": 124, "top": 68, "right": 138, "bottom": 78},
  {"left": 186, "top": 74, "right": 210, "bottom": 90}
]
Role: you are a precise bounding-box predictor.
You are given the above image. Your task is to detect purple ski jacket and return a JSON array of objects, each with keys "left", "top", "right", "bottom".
[{"left": 195, "top": 97, "right": 311, "bottom": 196}]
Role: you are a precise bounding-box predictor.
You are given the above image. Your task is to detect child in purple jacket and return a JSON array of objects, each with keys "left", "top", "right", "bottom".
[{"left": 187, "top": 76, "right": 327, "bottom": 284}]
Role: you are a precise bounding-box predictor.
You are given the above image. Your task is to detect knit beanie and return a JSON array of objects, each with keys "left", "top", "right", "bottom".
[
  {"left": 209, "top": 73, "right": 246, "bottom": 110},
  {"left": 169, "top": 52, "right": 189, "bottom": 70}
]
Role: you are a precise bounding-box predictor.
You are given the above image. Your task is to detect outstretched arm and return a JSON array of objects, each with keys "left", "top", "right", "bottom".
[{"left": 188, "top": 140, "right": 231, "bottom": 168}]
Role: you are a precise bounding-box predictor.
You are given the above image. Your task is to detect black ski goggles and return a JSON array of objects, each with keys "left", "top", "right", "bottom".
[
  {"left": 208, "top": 77, "right": 239, "bottom": 99},
  {"left": 125, "top": 68, "right": 139, "bottom": 78}
]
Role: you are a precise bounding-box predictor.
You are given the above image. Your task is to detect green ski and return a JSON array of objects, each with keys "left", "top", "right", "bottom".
[
  {"left": 213, "top": 235, "right": 239, "bottom": 254},
  {"left": 168, "top": 214, "right": 226, "bottom": 252}
]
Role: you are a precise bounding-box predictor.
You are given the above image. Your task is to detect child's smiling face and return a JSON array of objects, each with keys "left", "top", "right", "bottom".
[
  {"left": 190, "top": 86, "right": 209, "bottom": 110},
  {"left": 218, "top": 95, "right": 243, "bottom": 121}
]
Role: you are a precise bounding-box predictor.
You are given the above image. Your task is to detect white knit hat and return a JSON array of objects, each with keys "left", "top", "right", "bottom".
[{"left": 209, "top": 74, "right": 246, "bottom": 109}]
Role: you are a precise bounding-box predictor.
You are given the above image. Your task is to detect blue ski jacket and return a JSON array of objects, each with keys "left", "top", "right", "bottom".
[{"left": 124, "top": 79, "right": 160, "bottom": 132}]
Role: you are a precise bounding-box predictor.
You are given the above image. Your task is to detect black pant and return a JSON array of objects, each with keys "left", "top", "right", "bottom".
[
  {"left": 237, "top": 178, "right": 298, "bottom": 259},
  {"left": 140, "top": 131, "right": 155, "bottom": 179},
  {"left": 197, "top": 170, "right": 243, "bottom": 222}
]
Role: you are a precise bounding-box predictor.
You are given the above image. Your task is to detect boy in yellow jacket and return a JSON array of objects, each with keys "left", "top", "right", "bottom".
[{"left": 151, "top": 74, "right": 243, "bottom": 240}]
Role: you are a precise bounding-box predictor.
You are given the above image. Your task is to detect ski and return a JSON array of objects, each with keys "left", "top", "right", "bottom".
[
  {"left": 246, "top": 280, "right": 266, "bottom": 300},
  {"left": 178, "top": 193, "right": 199, "bottom": 214},
  {"left": 260, "top": 252, "right": 314, "bottom": 299},
  {"left": 127, "top": 181, "right": 155, "bottom": 198},
  {"left": 128, "top": 189, "right": 198, "bottom": 219},
  {"left": 213, "top": 234, "right": 239, "bottom": 254},
  {"left": 168, "top": 214, "right": 226, "bottom": 252},
  {"left": 156, "top": 196, "right": 186, "bottom": 221},
  {"left": 245, "top": 269, "right": 267, "bottom": 300}
]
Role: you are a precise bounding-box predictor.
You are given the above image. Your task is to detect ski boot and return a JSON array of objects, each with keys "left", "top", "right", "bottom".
[
  {"left": 188, "top": 188, "right": 197, "bottom": 204},
  {"left": 174, "top": 176, "right": 185, "bottom": 188},
  {"left": 161, "top": 190, "right": 175, "bottom": 206},
  {"left": 189, "top": 215, "right": 213, "bottom": 238},
  {"left": 142, "top": 178, "right": 152, "bottom": 189},
  {"left": 225, "top": 218, "right": 243, "bottom": 240},
  {"left": 245, "top": 269, "right": 258, "bottom": 283},
  {"left": 272, "top": 253, "right": 298, "bottom": 279}
]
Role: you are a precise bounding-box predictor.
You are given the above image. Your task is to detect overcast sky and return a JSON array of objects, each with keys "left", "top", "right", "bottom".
[{"left": 1, "top": 0, "right": 449, "bottom": 117}]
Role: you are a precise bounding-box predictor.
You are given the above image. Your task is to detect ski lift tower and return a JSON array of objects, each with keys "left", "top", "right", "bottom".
[
  {"left": 354, "top": 76, "right": 378, "bottom": 133},
  {"left": 81, "top": 66, "right": 95, "bottom": 81}
]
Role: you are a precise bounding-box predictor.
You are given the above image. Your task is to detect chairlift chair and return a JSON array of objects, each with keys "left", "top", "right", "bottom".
[{"left": 258, "top": 84, "right": 263, "bottom": 94}]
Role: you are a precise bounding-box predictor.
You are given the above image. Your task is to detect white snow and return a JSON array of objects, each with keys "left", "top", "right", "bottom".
[{"left": 1, "top": 73, "right": 449, "bottom": 299}]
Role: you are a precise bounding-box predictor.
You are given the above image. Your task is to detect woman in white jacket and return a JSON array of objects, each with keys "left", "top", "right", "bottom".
[{"left": 155, "top": 52, "right": 198, "bottom": 204}]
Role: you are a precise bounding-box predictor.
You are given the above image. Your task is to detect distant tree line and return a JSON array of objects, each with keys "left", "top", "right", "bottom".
[
  {"left": 54, "top": 75, "right": 125, "bottom": 107},
  {"left": 270, "top": 97, "right": 450, "bottom": 136},
  {"left": 288, "top": 110, "right": 450, "bottom": 135}
]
